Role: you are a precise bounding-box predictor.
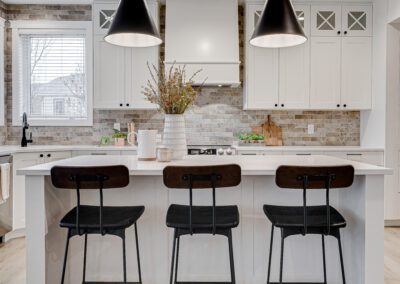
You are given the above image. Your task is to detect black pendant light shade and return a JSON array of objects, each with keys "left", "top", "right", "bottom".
[
  {"left": 104, "top": 0, "right": 162, "bottom": 48},
  {"left": 250, "top": 0, "right": 307, "bottom": 48}
]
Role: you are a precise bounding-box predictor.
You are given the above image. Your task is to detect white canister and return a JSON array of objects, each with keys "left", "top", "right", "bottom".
[{"left": 128, "top": 130, "right": 158, "bottom": 161}]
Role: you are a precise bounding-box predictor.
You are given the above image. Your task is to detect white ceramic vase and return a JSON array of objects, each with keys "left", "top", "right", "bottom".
[{"left": 163, "top": 114, "right": 187, "bottom": 160}]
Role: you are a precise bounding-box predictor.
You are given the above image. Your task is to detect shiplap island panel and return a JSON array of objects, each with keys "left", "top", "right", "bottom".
[{"left": 18, "top": 155, "right": 391, "bottom": 284}]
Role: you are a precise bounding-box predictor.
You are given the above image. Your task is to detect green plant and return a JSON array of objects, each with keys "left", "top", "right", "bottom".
[
  {"left": 239, "top": 134, "right": 265, "bottom": 141},
  {"left": 112, "top": 129, "right": 127, "bottom": 139},
  {"left": 142, "top": 62, "right": 205, "bottom": 114}
]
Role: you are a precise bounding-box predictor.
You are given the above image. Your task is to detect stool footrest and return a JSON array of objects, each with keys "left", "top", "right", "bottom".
[
  {"left": 83, "top": 282, "right": 141, "bottom": 284},
  {"left": 176, "top": 282, "right": 233, "bottom": 284},
  {"left": 269, "top": 282, "right": 327, "bottom": 284}
]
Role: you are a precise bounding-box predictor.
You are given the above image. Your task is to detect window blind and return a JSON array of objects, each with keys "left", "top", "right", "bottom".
[{"left": 18, "top": 34, "right": 87, "bottom": 120}]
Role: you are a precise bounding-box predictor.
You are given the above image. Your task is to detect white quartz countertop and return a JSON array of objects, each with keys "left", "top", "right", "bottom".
[
  {"left": 17, "top": 155, "right": 392, "bottom": 176},
  {"left": 0, "top": 145, "right": 384, "bottom": 157},
  {"left": 0, "top": 145, "right": 138, "bottom": 156},
  {"left": 233, "top": 145, "right": 384, "bottom": 152}
]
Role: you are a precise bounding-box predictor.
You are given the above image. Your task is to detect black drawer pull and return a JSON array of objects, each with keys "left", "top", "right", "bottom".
[{"left": 47, "top": 154, "right": 51, "bottom": 158}]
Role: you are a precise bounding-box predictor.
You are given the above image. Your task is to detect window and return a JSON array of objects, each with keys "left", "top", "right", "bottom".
[{"left": 12, "top": 21, "right": 93, "bottom": 126}]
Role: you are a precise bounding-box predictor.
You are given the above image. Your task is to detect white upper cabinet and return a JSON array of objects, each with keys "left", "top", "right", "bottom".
[
  {"left": 278, "top": 5, "right": 310, "bottom": 109},
  {"left": 341, "top": 37, "right": 372, "bottom": 109},
  {"left": 93, "top": 0, "right": 158, "bottom": 110},
  {"left": 244, "top": 4, "right": 279, "bottom": 109},
  {"left": 342, "top": 5, "right": 373, "bottom": 37},
  {"left": 94, "top": 35, "right": 125, "bottom": 109},
  {"left": 310, "top": 37, "right": 341, "bottom": 109}
]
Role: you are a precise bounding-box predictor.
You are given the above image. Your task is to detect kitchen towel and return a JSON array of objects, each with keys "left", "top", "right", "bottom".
[{"left": 0, "top": 163, "right": 11, "bottom": 204}]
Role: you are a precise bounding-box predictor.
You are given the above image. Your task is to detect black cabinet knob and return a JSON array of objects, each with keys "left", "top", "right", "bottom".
[
  {"left": 343, "top": 104, "right": 347, "bottom": 108},
  {"left": 337, "top": 104, "right": 340, "bottom": 108},
  {"left": 119, "top": 103, "right": 123, "bottom": 107},
  {"left": 344, "top": 31, "right": 348, "bottom": 35},
  {"left": 47, "top": 154, "right": 51, "bottom": 158},
  {"left": 337, "top": 31, "right": 341, "bottom": 35},
  {"left": 274, "top": 104, "right": 278, "bottom": 107},
  {"left": 39, "top": 154, "right": 44, "bottom": 158},
  {"left": 126, "top": 103, "right": 130, "bottom": 107},
  {"left": 281, "top": 104, "right": 284, "bottom": 107}
]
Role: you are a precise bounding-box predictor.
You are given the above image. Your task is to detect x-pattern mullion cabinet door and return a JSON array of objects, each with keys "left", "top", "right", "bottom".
[
  {"left": 278, "top": 5, "right": 310, "bottom": 109},
  {"left": 342, "top": 5, "right": 373, "bottom": 37},
  {"left": 311, "top": 5, "right": 342, "bottom": 37},
  {"left": 244, "top": 4, "right": 279, "bottom": 110},
  {"left": 93, "top": 3, "right": 118, "bottom": 35}
]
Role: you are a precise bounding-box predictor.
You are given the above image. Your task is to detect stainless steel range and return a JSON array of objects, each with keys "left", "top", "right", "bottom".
[{"left": 187, "top": 145, "right": 236, "bottom": 156}]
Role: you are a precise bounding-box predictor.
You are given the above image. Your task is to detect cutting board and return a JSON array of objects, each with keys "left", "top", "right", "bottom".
[{"left": 262, "top": 115, "right": 283, "bottom": 146}]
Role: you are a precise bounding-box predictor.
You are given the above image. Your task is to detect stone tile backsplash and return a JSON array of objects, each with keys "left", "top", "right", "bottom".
[{"left": 0, "top": 3, "right": 360, "bottom": 147}]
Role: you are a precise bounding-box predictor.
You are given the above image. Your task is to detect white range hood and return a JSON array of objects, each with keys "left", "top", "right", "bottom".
[{"left": 165, "top": 0, "right": 241, "bottom": 87}]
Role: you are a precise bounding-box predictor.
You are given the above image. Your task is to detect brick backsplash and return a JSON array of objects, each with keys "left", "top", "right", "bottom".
[{"left": 0, "top": 3, "right": 360, "bottom": 146}]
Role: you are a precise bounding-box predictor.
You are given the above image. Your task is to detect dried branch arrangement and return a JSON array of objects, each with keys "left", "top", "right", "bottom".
[{"left": 142, "top": 62, "right": 205, "bottom": 114}]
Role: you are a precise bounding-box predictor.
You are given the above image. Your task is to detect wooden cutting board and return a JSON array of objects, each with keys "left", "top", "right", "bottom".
[{"left": 262, "top": 115, "right": 283, "bottom": 146}]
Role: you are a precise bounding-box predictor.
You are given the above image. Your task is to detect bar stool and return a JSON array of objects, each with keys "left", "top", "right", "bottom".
[
  {"left": 51, "top": 165, "right": 144, "bottom": 284},
  {"left": 264, "top": 165, "right": 354, "bottom": 284},
  {"left": 163, "top": 164, "right": 242, "bottom": 284}
]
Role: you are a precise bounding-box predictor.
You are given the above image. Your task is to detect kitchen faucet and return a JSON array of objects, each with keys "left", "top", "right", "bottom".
[{"left": 21, "top": 112, "right": 33, "bottom": 147}]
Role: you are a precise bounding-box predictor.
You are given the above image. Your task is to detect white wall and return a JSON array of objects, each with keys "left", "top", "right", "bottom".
[
  {"left": 360, "top": 0, "right": 388, "bottom": 148},
  {"left": 388, "top": 0, "right": 400, "bottom": 24}
]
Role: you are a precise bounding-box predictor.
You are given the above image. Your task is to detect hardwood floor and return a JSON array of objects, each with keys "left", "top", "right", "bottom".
[{"left": 1, "top": 228, "right": 400, "bottom": 283}]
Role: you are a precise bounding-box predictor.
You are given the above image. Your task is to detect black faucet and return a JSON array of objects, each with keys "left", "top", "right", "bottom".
[{"left": 21, "top": 112, "right": 33, "bottom": 147}]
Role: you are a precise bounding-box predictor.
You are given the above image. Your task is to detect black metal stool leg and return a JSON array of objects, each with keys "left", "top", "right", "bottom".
[
  {"left": 122, "top": 232, "right": 127, "bottom": 283},
  {"left": 174, "top": 235, "right": 180, "bottom": 284},
  {"left": 267, "top": 225, "right": 275, "bottom": 284},
  {"left": 134, "top": 223, "right": 142, "bottom": 284},
  {"left": 322, "top": 235, "right": 327, "bottom": 284},
  {"left": 228, "top": 229, "right": 236, "bottom": 284},
  {"left": 83, "top": 233, "right": 88, "bottom": 283},
  {"left": 169, "top": 229, "right": 177, "bottom": 284},
  {"left": 337, "top": 232, "right": 346, "bottom": 284},
  {"left": 279, "top": 229, "right": 285, "bottom": 284},
  {"left": 61, "top": 229, "right": 71, "bottom": 284}
]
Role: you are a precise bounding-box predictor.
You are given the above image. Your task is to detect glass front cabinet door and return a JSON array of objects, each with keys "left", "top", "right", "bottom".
[{"left": 342, "top": 5, "right": 373, "bottom": 37}]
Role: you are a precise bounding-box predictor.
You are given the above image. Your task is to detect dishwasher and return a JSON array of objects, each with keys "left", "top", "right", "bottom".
[{"left": 0, "top": 155, "right": 12, "bottom": 242}]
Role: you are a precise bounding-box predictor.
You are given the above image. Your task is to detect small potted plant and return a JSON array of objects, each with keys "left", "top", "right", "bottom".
[{"left": 112, "top": 129, "right": 127, "bottom": 146}]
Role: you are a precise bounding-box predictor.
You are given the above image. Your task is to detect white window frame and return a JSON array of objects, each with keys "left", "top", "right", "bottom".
[
  {"left": 0, "top": 17, "right": 5, "bottom": 126},
  {"left": 11, "top": 20, "right": 93, "bottom": 127}
]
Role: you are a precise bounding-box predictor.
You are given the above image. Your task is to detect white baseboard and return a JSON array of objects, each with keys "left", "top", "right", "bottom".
[
  {"left": 4, "top": 228, "right": 25, "bottom": 242},
  {"left": 385, "top": 220, "right": 400, "bottom": 227}
]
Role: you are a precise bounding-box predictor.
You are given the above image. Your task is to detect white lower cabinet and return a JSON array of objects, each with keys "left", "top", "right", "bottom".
[{"left": 12, "top": 151, "right": 71, "bottom": 231}]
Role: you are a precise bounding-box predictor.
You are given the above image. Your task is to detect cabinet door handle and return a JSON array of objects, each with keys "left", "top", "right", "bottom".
[
  {"left": 274, "top": 104, "right": 278, "bottom": 107},
  {"left": 344, "top": 31, "right": 348, "bottom": 35},
  {"left": 47, "top": 154, "right": 51, "bottom": 158},
  {"left": 281, "top": 104, "right": 285, "bottom": 107},
  {"left": 343, "top": 104, "right": 347, "bottom": 108},
  {"left": 91, "top": 153, "right": 107, "bottom": 155},
  {"left": 337, "top": 31, "right": 341, "bottom": 35},
  {"left": 120, "top": 103, "right": 123, "bottom": 107},
  {"left": 296, "top": 153, "right": 311, "bottom": 156},
  {"left": 39, "top": 154, "right": 44, "bottom": 158},
  {"left": 337, "top": 104, "right": 340, "bottom": 108},
  {"left": 347, "top": 153, "right": 362, "bottom": 156},
  {"left": 126, "top": 103, "right": 130, "bottom": 107}
]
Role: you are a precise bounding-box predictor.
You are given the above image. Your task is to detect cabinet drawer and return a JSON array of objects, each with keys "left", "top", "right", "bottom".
[
  {"left": 326, "top": 151, "right": 384, "bottom": 166},
  {"left": 72, "top": 150, "right": 121, "bottom": 156}
]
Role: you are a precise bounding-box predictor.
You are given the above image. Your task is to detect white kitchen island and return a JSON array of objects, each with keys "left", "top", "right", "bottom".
[{"left": 18, "top": 155, "right": 391, "bottom": 284}]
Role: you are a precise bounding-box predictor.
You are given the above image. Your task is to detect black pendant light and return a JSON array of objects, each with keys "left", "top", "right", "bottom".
[
  {"left": 250, "top": 0, "right": 307, "bottom": 48},
  {"left": 104, "top": 0, "right": 162, "bottom": 48}
]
